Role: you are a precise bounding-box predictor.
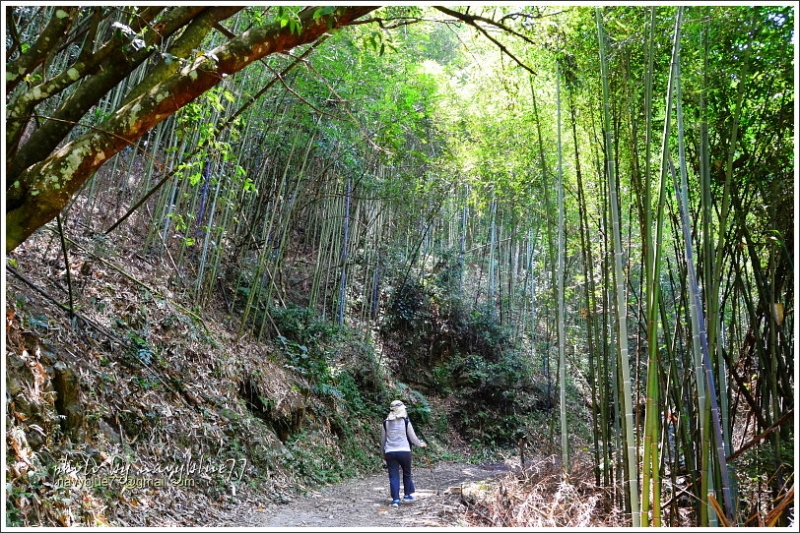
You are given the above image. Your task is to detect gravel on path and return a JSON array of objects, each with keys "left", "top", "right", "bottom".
[{"left": 214, "top": 461, "right": 514, "bottom": 528}]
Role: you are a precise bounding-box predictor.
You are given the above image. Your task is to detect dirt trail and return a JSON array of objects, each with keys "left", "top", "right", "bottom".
[{"left": 214, "top": 461, "right": 514, "bottom": 528}]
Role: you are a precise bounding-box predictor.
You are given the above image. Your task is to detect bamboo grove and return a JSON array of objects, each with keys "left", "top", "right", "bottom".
[{"left": 4, "top": 5, "right": 795, "bottom": 527}]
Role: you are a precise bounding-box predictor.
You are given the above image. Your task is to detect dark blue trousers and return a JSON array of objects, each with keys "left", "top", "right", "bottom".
[{"left": 385, "top": 451, "right": 415, "bottom": 501}]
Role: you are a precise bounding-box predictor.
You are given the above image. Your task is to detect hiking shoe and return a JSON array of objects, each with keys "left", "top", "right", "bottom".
[
  {"left": 391, "top": 500, "right": 400, "bottom": 507},
  {"left": 403, "top": 495, "right": 415, "bottom": 502}
]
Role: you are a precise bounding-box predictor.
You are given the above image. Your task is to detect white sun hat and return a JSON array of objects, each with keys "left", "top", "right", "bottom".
[{"left": 387, "top": 400, "right": 408, "bottom": 420}]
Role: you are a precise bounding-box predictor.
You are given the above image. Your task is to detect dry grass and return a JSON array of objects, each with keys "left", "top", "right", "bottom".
[
  {"left": 442, "top": 453, "right": 628, "bottom": 528},
  {"left": 4, "top": 219, "right": 331, "bottom": 526}
]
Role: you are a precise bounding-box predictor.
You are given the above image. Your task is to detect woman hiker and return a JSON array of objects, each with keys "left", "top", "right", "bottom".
[{"left": 380, "top": 400, "right": 427, "bottom": 507}]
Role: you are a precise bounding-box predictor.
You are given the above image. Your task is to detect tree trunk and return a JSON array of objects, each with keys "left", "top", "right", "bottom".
[{"left": 6, "top": 6, "right": 378, "bottom": 252}]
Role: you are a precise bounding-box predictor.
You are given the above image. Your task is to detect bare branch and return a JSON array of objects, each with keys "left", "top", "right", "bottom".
[
  {"left": 263, "top": 61, "right": 345, "bottom": 122},
  {"left": 433, "top": 6, "right": 538, "bottom": 77},
  {"left": 300, "top": 58, "right": 393, "bottom": 156},
  {"left": 434, "top": 6, "right": 539, "bottom": 47}
]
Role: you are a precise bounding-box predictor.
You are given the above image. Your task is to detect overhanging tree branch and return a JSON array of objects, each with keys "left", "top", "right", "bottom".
[
  {"left": 433, "top": 5, "right": 539, "bottom": 77},
  {"left": 6, "top": 6, "right": 380, "bottom": 252}
]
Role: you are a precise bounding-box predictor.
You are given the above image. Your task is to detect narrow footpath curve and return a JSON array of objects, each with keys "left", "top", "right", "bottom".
[{"left": 214, "top": 461, "right": 514, "bottom": 528}]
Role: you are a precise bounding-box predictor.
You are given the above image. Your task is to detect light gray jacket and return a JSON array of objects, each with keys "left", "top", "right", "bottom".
[{"left": 381, "top": 417, "right": 424, "bottom": 458}]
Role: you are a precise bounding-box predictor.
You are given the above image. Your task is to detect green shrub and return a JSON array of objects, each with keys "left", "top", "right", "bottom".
[
  {"left": 268, "top": 304, "right": 341, "bottom": 347},
  {"left": 385, "top": 279, "right": 431, "bottom": 334}
]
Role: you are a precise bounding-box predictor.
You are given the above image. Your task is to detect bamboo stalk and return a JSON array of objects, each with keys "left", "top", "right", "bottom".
[
  {"left": 555, "top": 64, "right": 569, "bottom": 474},
  {"left": 596, "top": 9, "right": 640, "bottom": 526},
  {"left": 672, "top": 43, "right": 734, "bottom": 515}
]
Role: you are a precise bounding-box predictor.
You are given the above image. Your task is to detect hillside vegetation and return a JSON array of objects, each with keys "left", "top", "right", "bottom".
[{"left": 5, "top": 219, "right": 561, "bottom": 526}]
